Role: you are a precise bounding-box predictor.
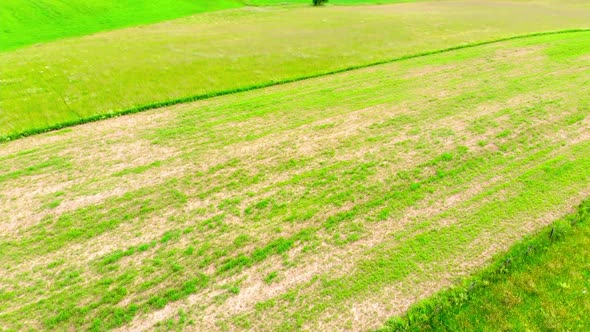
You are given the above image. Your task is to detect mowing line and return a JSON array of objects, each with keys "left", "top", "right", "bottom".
[
  {"left": 378, "top": 197, "right": 590, "bottom": 331},
  {"left": 2, "top": 28, "right": 590, "bottom": 143}
]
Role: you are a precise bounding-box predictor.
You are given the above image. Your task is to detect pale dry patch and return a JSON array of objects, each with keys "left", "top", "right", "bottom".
[
  {"left": 0, "top": 157, "right": 184, "bottom": 236},
  {"left": 1, "top": 103, "right": 397, "bottom": 277},
  {"left": 0, "top": 106, "right": 173, "bottom": 158},
  {"left": 198, "top": 119, "right": 585, "bottom": 331},
  {"left": 0, "top": 178, "right": 74, "bottom": 236},
  {"left": 72, "top": 139, "right": 177, "bottom": 175},
  {"left": 558, "top": 116, "right": 590, "bottom": 145},
  {"left": 213, "top": 104, "right": 406, "bottom": 166},
  {"left": 121, "top": 164, "right": 504, "bottom": 331},
  {"left": 404, "top": 64, "right": 458, "bottom": 79},
  {"left": 492, "top": 45, "right": 545, "bottom": 60},
  {"left": 333, "top": 279, "right": 453, "bottom": 332},
  {"left": 109, "top": 78, "right": 584, "bottom": 331},
  {"left": 0, "top": 110, "right": 181, "bottom": 235}
]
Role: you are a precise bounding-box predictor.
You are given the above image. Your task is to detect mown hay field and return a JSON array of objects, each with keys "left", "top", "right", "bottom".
[{"left": 0, "top": 31, "right": 589, "bottom": 330}]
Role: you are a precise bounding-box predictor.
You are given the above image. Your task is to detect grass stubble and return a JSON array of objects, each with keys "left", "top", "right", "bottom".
[{"left": 0, "top": 32, "right": 589, "bottom": 331}]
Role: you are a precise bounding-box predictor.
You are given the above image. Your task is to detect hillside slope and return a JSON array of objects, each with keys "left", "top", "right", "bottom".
[
  {"left": 0, "top": 0, "right": 242, "bottom": 52},
  {"left": 0, "top": 0, "right": 422, "bottom": 51}
]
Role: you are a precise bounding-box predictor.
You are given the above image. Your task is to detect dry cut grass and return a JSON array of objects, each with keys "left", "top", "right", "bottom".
[{"left": 0, "top": 31, "right": 589, "bottom": 331}]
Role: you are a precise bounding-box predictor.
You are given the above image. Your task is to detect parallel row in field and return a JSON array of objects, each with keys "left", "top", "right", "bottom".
[
  {"left": 0, "top": 32, "right": 588, "bottom": 330},
  {"left": 2, "top": 0, "right": 590, "bottom": 138},
  {"left": 381, "top": 199, "right": 590, "bottom": 331}
]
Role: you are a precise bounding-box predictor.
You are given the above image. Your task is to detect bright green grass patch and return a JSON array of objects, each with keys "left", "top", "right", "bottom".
[
  {"left": 0, "top": 156, "right": 70, "bottom": 184},
  {"left": 0, "top": 0, "right": 243, "bottom": 52},
  {"left": 0, "top": 0, "right": 420, "bottom": 53},
  {"left": 2, "top": 0, "right": 590, "bottom": 139},
  {"left": 380, "top": 199, "right": 590, "bottom": 331},
  {"left": 546, "top": 31, "right": 590, "bottom": 60}
]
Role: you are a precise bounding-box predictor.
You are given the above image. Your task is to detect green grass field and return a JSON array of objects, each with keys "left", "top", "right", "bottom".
[
  {"left": 2, "top": 0, "right": 590, "bottom": 140},
  {"left": 380, "top": 199, "right": 590, "bottom": 331},
  {"left": 0, "top": 29, "right": 589, "bottom": 330},
  {"left": 0, "top": 0, "right": 418, "bottom": 52},
  {"left": 0, "top": 0, "right": 242, "bottom": 52},
  {"left": 2, "top": 0, "right": 590, "bottom": 330}
]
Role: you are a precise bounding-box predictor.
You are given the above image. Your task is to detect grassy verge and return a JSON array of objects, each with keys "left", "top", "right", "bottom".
[{"left": 379, "top": 199, "right": 590, "bottom": 331}]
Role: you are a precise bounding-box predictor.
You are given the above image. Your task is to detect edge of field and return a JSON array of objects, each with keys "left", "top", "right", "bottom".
[
  {"left": 1, "top": 1, "right": 418, "bottom": 53},
  {"left": 0, "top": 0, "right": 246, "bottom": 53},
  {"left": 377, "top": 198, "right": 590, "bottom": 331},
  {"left": 2, "top": 28, "right": 589, "bottom": 144}
]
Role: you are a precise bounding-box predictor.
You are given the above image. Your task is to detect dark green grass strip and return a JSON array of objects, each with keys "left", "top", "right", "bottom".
[
  {"left": 2, "top": 28, "right": 589, "bottom": 144},
  {"left": 377, "top": 198, "right": 590, "bottom": 332}
]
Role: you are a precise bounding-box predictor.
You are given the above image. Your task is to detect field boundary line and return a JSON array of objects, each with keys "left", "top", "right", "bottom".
[
  {"left": 378, "top": 197, "right": 590, "bottom": 331},
  {"left": 2, "top": 28, "right": 590, "bottom": 143}
]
